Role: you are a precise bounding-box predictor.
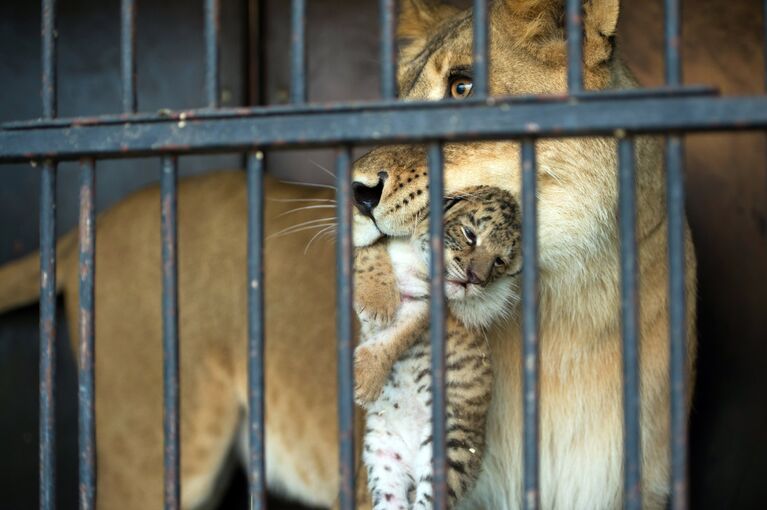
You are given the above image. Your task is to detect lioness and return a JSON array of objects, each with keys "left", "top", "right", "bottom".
[{"left": 0, "top": 0, "right": 696, "bottom": 509}]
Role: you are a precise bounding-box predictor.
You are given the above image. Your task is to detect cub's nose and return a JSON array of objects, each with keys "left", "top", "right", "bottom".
[
  {"left": 352, "top": 172, "right": 386, "bottom": 218},
  {"left": 466, "top": 267, "right": 485, "bottom": 286}
]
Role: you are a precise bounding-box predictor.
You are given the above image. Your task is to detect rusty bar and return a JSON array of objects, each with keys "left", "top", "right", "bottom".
[
  {"left": 472, "top": 0, "right": 489, "bottom": 98},
  {"left": 520, "top": 138, "right": 540, "bottom": 510},
  {"left": 335, "top": 145, "right": 355, "bottom": 510},
  {"left": 666, "top": 135, "right": 688, "bottom": 510},
  {"left": 77, "top": 158, "right": 97, "bottom": 510},
  {"left": 205, "top": 0, "right": 221, "bottom": 108},
  {"left": 39, "top": 160, "right": 57, "bottom": 510},
  {"left": 565, "top": 0, "right": 583, "bottom": 94},
  {"left": 246, "top": 151, "right": 267, "bottom": 510},
  {"left": 120, "top": 0, "right": 137, "bottom": 113},
  {"left": 161, "top": 155, "right": 180, "bottom": 510},
  {"left": 427, "top": 141, "right": 447, "bottom": 510},
  {"left": 618, "top": 136, "right": 642, "bottom": 510},
  {"left": 379, "top": 0, "right": 397, "bottom": 100},
  {"left": 290, "top": 0, "right": 307, "bottom": 104}
]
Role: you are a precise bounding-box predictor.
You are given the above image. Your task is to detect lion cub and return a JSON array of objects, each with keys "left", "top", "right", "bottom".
[{"left": 353, "top": 185, "right": 522, "bottom": 509}]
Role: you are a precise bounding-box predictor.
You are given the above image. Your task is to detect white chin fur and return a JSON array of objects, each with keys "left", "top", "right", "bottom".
[
  {"left": 353, "top": 214, "right": 382, "bottom": 247},
  {"left": 448, "top": 278, "right": 519, "bottom": 331}
]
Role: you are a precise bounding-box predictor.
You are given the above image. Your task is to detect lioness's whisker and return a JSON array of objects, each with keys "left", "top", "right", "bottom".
[
  {"left": 267, "top": 222, "right": 337, "bottom": 240},
  {"left": 308, "top": 159, "right": 337, "bottom": 179},
  {"left": 278, "top": 204, "right": 337, "bottom": 217},
  {"left": 268, "top": 197, "right": 337, "bottom": 204},
  {"left": 268, "top": 217, "right": 337, "bottom": 238},
  {"left": 278, "top": 179, "right": 337, "bottom": 191},
  {"left": 303, "top": 224, "right": 337, "bottom": 254}
]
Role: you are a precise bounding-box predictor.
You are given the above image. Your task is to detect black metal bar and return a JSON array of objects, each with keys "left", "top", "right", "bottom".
[
  {"left": 161, "top": 155, "right": 180, "bottom": 510},
  {"left": 77, "top": 159, "right": 97, "bottom": 510},
  {"left": 764, "top": 0, "right": 767, "bottom": 90},
  {"left": 42, "top": 0, "right": 57, "bottom": 119},
  {"left": 618, "top": 137, "right": 642, "bottom": 510},
  {"left": 666, "top": 135, "right": 688, "bottom": 510},
  {"left": 472, "top": 0, "right": 489, "bottom": 98},
  {"left": 205, "top": 0, "right": 221, "bottom": 108},
  {"left": 290, "top": 0, "right": 307, "bottom": 104},
  {"left": 664, "top": 0, "right": 682, "bottom": 87},
  {"left": 335, "top": 145, "right": 355, "bottom": 510},
  {"left": 39, "top": 160, "right": 57, "bottom": 510},
  {"left": 4, "top": 85, "right": 718, "bottom": 131},
  {"left": 427, "top": 141, "right": 447, "bottom": 510},
  {"left": 565, "top": 0, "right": 583, "bottom": 94},
  {"left": 379, "top": 0, "right": 397, "bottom": 100},
  {"left": 246, "top": 151, "right": 267, "bottom": 510},
  {"left": 8, "top": 95, "right": 767, "bottom": 162},
  {"left": 246, "top": 0, "right": 267, "bottom": 107},
  {"left": 520, "top": 139, "right": 540, "bottom": 510},
  {"left": 120, "top": 0, "right": 137, "bottom": 113}
]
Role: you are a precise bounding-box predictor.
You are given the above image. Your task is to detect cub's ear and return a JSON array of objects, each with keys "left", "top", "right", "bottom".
[
  {"left": 502, "top": 0, "right": 619, "bottom": 69},
  {"left": 398, "top": 0, "right": 459, "bottom": 43}
]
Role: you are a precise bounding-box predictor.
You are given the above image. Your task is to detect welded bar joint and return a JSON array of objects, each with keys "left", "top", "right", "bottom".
[
  {"left": 335, "top": 146, "right": 356, "bottom": 510},
  {"left": 78, "top": 159, "right": 97, "bottom": 510},
  {"left": 161, "top": 156, "right": 180, "bottom": 510},
  {"left": 247, "top": 151, "right": 267, "bottom": 510},
  {"left": 520, "top": 139, "right": 540, "bottom": 510},
  {"left": 427, "top": 142, "right": 447, "bottom": 510},
  {"left": 617, "top": 136, "right": 642, "bottom": 510}
]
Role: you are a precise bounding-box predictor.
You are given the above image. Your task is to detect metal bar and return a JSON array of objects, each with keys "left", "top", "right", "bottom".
[
  {"left": 764, "top": 0, "right": 767, "bottom": 90},
  {"left": 120, "top": 0, "right": 137, "bottom": 113},
  {"left": 565, "top": 0, "right": 583, "bottom": 94},
  {"left": 78, "top": 159, "right": 97, "bottom": 510},
  {"left": 664, "top": 0, "right": 682, "bottom": 86},
  {"left": 335, "top": 145, "right": 355, "bottom": 510},
  {"left": 290, "top": 0, "right": 307, "bottom": 104},
  {"left": 42, "top": 0, "right": 57, "bottom": 119},
  {"left": 666, "top": 136, "right": 688, "bottom": 510},
  {"left": 427, "top": 141, "right": 447, "bottom": 510},
  {"left": 472, "top": 0, "right": 489, "bottom": 98},
  {"left": 520, "top": 139, "right": 540, "bottom": 510},
  {"left": 246, "top": 151, "right": 267, "bottom": 510},
  {"left": 379, "top": 0, "right": 397, "bottom": 100},
  {"left": 246, "top": 0, "right": 267, "bottom": 107},
  {"left": 204, "top": 0, "right": 221, "bottom": 108},
  {"left": 7, "top": 95, "right": 767, "bottom": 162},
  {"left": 161, "top": 155, "right": 180, "bottom": 510},
  {"left": 39, "top": 160, "right": 57, "bottom": 510},
  {"left": 618, "top": 137, "right": 642, "bottom": 510},
  {"left": 3, "top": 85, "right": 719, "bottom": 130}
]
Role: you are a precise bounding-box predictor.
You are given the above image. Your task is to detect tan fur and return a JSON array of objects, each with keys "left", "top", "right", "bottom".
[{"left": 0, "top": 1, "right": 696, "bottom": 509}]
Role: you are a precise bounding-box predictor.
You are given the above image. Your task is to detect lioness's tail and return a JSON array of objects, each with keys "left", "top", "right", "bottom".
[{"left": 0, "top": 231, "right": 77, "bottom": 314}]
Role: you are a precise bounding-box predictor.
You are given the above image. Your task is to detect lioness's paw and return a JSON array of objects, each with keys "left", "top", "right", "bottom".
[
  {"left": 354, "top": 345, "right": 390, "bottom": 405},
  {"left": 354, "top": 286, "right": 400, "bottom": 328}
]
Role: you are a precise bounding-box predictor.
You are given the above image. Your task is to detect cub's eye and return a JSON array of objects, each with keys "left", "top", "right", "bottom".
[
  {"left": 449, "top": 76, "right": 473, "bottom": 99},
  {"left": 494, "top": 257, "right": 505, "bottom": 267},
  {"left": 462, "top": 226, "right": 476, "bottom": 245}
]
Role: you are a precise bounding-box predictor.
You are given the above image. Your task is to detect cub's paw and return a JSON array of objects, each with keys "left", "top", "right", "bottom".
[
  {"left": 354, "top": 285, "right": 400, "bottom": 329},
  {"left": 354, "top": 345, "right": 390, "bottom": 405}
]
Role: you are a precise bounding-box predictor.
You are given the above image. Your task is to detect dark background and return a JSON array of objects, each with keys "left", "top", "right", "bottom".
[{"left": 0, "top": 0, "right": 765, "bottom": 509}]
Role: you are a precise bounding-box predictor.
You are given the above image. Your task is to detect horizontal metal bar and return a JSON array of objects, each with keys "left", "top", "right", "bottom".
[
  {"left": 78, "top": 159, "right": 97, "bottom": 510},
  {"left": 2, "top": 85, "right": 718, "bottom": 131},
  {"left": 428, "top": 141, "right": 447, "bottom": 510},
  {"left": 335, "top": 145, "right": 355, "bottom": 510},
  {"left": 5, "top": 94, "right": 767, "bottom": 162}
]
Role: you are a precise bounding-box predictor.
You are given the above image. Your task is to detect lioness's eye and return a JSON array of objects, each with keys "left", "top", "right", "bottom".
[
  {"left": 462, "top": 226, "right": 476, "bottom": 245},
  {"left": 449, "top": 76, "right": 473, "bottom": 99},
  {"left": 494, "top": 257, "right": 505, "bottom": 267}
]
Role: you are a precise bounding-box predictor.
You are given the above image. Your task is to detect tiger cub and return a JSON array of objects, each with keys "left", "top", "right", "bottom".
[{"left": 353, "top": 185, "right": 522, "bottom": 509}]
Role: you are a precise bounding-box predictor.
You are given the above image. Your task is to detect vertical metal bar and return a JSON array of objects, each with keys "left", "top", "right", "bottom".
[
  {"left": 520, "top": 139, "right": 540, "bottom": 510},
  {"left": 40, "top": 1, "right": 58, "bottom": 508},
  {"left": 335, "top": 146, "right": 356, "bottom": 510},
  {"left": 161, "top": 156, "right": 180, "bottom": 510},
  {"left": 39, "top": 160, "right": 57, "bottom": 510},
  {"left": 204, "top": 0, "right": 221, "bottom": 108},
  {"left": 764, "top": 0, "right": 767, "bottom": 90},
  {"left": 78, "top": 159, "right": 97, "bottom": 510},
  {"left": 379, "top": 0, "right": 397, "bottom": 100},
  {"left": 427, "top": 142, "right": 447, "bottom": 510},
  {"left": 120, "top": 0, "right": 137, "bottom": 113},
  {"left": 246, "top": 0, "right": 267, "bottom": 107},
  {"left": 664, "top": 0, "right": 682, "bottom": 87},
  {"left": 618, "top": 136, "right": 642, "bottom": 510},
  {"left": 472, "top": 0, "right": 489, "bottom": 99},
  {"left": 565, "top": 0, "right": 583, "bottom": 94},
  {"left": 290, "top": 0, "right": 307, "bottom": 104},
  {"left": 246, "top": 151, "right": 267, "bottom": 510},
  {"left": 666, "top": 136, "right": 688, "bottom": 510}
]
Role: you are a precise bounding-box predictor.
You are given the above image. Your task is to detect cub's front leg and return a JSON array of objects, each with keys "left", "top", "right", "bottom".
[{"left": 353, "top": 242, "right": 400, "bottom": 331}]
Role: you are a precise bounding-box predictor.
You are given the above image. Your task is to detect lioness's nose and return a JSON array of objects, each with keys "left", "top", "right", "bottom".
[{"left": 352, "top": 172, "right": 386, "bottom": 218}]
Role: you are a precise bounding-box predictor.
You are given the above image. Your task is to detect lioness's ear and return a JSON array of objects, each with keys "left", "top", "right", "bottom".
[
  {"left": 502, "top": 0, "right": 619, "bottom": 68},
  {"left": 398, "top": 0, "right": 459, "bottom": 43}
]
